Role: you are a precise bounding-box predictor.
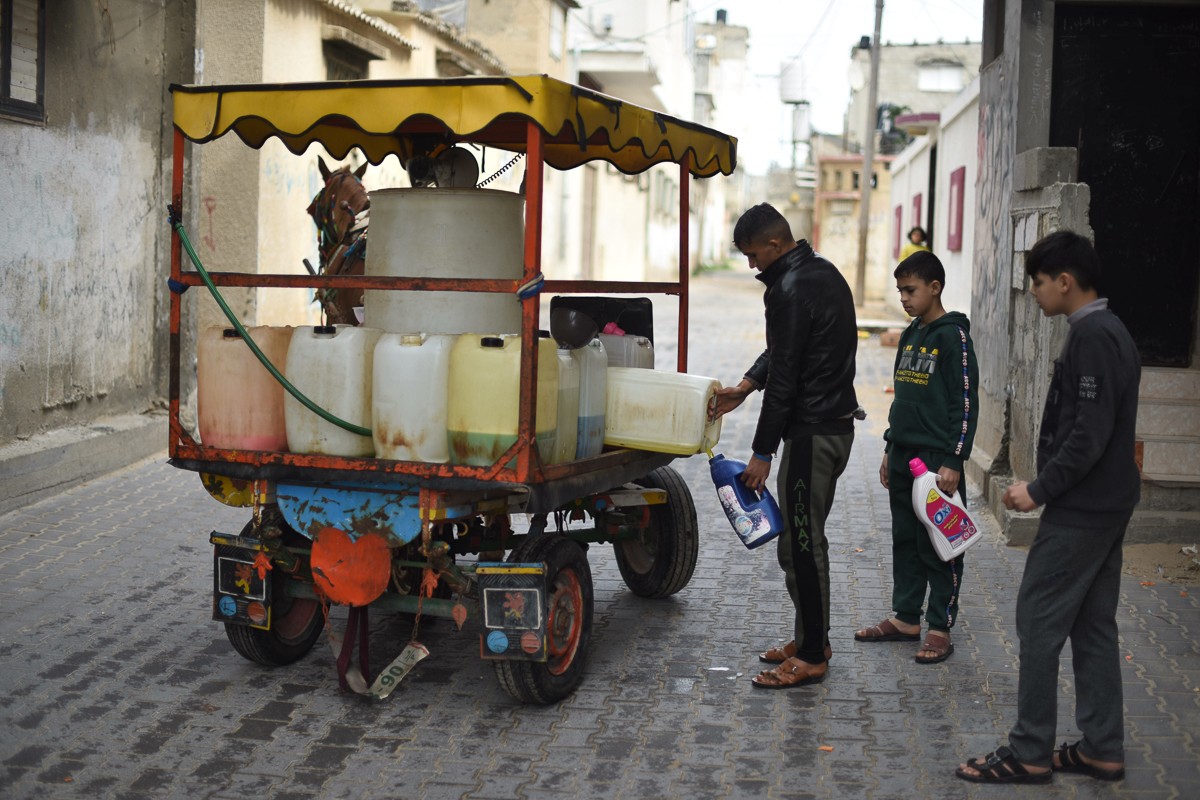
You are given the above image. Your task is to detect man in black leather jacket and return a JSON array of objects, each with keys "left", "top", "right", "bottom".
[{"left": 711, "top": 203, "right": 860, "bottom": 689}]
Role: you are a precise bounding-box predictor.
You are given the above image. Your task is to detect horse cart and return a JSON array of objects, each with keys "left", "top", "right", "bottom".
[{"left": 165, "top": 76, "right": 737, "bottom": 704}]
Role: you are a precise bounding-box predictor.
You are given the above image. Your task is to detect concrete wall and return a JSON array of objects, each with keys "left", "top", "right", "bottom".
[
  {"left": 0, "top": 0, "right": 196, "bottom": 510},
  {"left": 967, "top": 0, "right": 1023, "bottom": 491},
  {"left": 888, "top": 136, "right": 933, "bottom": 314},
  {"left": 0, "top": 1, "right": 193, "bottom": 442},
  {"left": 970, "top": 0, "right": 1200, "bottom": 542},
  {"left": 933, "top": 78, "right": 979, "bottom": 316},
  {"left": 191, "top": 0, "right": 267, "bottom": 343}
]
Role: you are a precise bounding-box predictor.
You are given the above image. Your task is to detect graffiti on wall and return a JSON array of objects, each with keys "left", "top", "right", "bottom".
[{"left": 970, "top": 61, "right": 1017, "bottom": 462}]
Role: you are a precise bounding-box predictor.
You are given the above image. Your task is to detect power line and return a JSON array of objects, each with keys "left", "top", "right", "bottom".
[
  {"left": 568, "top": 0, "right": 727, "bottom": 45},
  {"left": 776, "top": 0, "right": 842, "bottom": 77}
]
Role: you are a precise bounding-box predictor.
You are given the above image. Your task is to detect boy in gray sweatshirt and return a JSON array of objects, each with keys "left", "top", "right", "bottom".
[{"left": 957, "top": 230, "right": 1140, "bottom": 784}]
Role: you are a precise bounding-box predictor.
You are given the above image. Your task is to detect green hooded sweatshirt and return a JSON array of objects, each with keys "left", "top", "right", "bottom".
[{"left": 883, "top": 311, "right": 979, "bottom": 472}]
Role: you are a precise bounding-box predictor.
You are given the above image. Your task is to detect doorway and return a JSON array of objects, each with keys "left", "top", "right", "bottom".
[{"left": 1050, "top": 4, "right": 1200, "bottom": 367}]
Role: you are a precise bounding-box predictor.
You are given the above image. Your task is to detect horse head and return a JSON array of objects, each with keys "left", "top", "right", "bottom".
[{"left": 307, "top": 157, "right": 370, "bottom": 324}]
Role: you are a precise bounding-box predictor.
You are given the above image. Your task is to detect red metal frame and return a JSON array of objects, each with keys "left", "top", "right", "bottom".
[{"left": 167, "top": 121, "right": 696, "bottom": 485}]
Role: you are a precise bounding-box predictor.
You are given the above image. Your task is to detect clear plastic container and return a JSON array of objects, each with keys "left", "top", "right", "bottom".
[
  {"left": 572, "top": 337, "right": 607, "bottom": 458},
  {"left": 447, "top": 334, "right": 558, "bottom": 467},
  {"left": 598, "top": 333, "right": 654, "bottom": 368},
  {"left": 284, "top": 325, "right": 382, "bottom": 456},
  {"left": 604, "top": 367, "right": 722, "bottom": 455},
  {"left": 372, "top": 333, "right": 457, "bottom": 462},
  {"left": 197, "top": 325, "right": 293, "bottom": 451},
  {"left": 552, "top": 345, "right": 580, "bottom": 463}
]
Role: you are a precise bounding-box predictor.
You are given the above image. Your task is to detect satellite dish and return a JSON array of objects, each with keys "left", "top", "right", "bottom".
[
  {"left": 847, "top": 62, "right": 866, "bottom": 92},
  {"left": 433, "top": 146, "right": 480, "bottom": 188}
]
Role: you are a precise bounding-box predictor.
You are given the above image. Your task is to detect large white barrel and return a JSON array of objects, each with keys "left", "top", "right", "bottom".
[{"left": 364, "top": 188, "right": 524, "bottom": 335}]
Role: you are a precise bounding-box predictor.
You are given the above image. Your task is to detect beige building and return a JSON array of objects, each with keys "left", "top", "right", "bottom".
[
  {"left": 195, "top": 0, "right": 507, "bottom": 335},
  {"left": 812, "top": 154, "right": 895, "bottom": 303},
  {"left": 845, "top": 39, "right": 982, "bottom": 154},
  {"left": 570, "top": 0, "right": 701, "bottom": 283},
  {"left": 693, "top": 11, "right": 749, "bottom": 268}
]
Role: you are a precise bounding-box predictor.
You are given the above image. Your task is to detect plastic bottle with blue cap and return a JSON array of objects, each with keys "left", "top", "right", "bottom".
[{"left": 708, "top": 450, "right": 785, "bottom": 549}]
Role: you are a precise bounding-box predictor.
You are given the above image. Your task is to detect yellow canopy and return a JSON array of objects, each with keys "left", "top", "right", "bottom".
[{"left": 170, "top": 75, "right": 737, "bottom": 178}]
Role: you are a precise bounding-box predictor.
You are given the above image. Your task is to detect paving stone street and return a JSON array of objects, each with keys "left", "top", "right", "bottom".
[{"left": 1, "top": 271, "right": 1197, "bottom": 799}]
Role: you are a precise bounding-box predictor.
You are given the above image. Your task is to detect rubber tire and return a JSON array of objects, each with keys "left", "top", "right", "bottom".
[
  {"left": 494, "top": 534, "right": 593, "bottom": 705},
  {"left": 221, "top": 522, "right": 323, "bottom": 667},
  {"left": 614, "top": 465, "right": 699, "bottom": 598}
]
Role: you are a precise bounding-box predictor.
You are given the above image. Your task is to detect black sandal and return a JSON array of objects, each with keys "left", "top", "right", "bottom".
[
  {"left": 1053, "top": 741, "right": 1125, "bottom": 781},
  {"left": 955, "top": 746, "right": 1053, "bottom": 784}
]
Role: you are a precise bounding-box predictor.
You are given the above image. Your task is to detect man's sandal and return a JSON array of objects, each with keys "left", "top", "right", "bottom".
[
  {"left": 1053, "top": 741, "right": 1125, "bottom": 781},
  {"left": 853, "top": 619, "right": 920, "bottom": 642},
  {"left": 915, "top": 632, "right": 954, "bottom": 664},
  {"left": 758, "top": 641, "right": 833, "bottom": 664},
  {"left": 955, "top": 746, "right": 1053, "bottom": 784},
  {"left": 750, "top": 657, "right": 827, "bottom": 689}
]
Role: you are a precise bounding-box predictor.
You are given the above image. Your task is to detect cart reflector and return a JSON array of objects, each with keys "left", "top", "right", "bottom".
[
  {"left": 477, "top": 562, "right": 547, "bottom": 661},
  {"left": 211, "top": 532, "right": 272, "bottom": 630}
]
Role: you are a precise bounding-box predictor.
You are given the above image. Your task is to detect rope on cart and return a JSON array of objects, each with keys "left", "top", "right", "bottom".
[{"left": 166, "top": 205, "right": 372, "bottom": 437}]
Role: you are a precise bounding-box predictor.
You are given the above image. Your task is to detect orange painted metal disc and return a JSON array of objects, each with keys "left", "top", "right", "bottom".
[{"left": 310, "top": 527, "right": 391, "bottom": 607}]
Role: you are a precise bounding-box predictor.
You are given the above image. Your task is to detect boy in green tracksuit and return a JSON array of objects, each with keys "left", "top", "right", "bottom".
[{"left": 855, "top": 250, "right": 979, "bottom": 663}]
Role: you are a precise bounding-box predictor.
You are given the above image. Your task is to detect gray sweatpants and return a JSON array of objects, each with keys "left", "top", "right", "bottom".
[{"left": 1007, "top": 517, "right": 1129, "bottom": 767}]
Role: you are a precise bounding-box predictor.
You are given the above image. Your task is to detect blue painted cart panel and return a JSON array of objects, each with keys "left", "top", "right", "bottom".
[{"left": 276, "top": 481, "right": 423, "bottom": 545}]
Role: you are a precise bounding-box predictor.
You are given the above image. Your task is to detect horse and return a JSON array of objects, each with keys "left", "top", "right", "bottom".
[{"left": 306, "top": 157, "right": 370, "bottom": 325}]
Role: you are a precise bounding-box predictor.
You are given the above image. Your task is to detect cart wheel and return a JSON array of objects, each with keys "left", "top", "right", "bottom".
[
  {"left": 221, "top": 522, "right": 323, "bottom": 667},
  {"left": 614, "top": 465, "right": 698, "bottom": 598},
  {"left": 494, "top": 534, "right": 593, "bottom": 705}
]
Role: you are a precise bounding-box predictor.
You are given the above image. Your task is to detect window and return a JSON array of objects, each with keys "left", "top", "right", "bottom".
[
  {"left": 947, "top": 166, "right": 966, "bottom": 251},
  {"left": 912, "top": 193, "right": 923, "bottom": 231},
  {"left": 917, "top": 61, "right": 964, "bottom": 93},
  {"left": 852, "top": 171, "right": 878, "bottom": 190},
  {"left": 1, "top": 0, "right": 44, "bottom": 122}
]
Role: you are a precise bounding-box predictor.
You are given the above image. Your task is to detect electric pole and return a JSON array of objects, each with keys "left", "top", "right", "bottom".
[{"left": 854, "top": 0, "right": 884, "bottom": 307}]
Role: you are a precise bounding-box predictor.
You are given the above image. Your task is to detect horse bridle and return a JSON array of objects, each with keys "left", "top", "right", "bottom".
[{"left": 310, "top": 170, "right": 369, "bottom": 260}]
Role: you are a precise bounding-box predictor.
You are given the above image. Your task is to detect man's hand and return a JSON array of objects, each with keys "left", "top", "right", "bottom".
[
  {"left": 879, "top": 453, "right": 889, "bottom": 489},
  {"left": 709, "top": 380, "right": 755, "bottom": 421},
  {"left": 1002, "top": 480, "right": 1039, "bottom": 512},
  {"left": 936, "top": 466, "right": 961, "bottom": 498},
  {"left": 741, "top": 456, "right": 771, "bottom": 493}
]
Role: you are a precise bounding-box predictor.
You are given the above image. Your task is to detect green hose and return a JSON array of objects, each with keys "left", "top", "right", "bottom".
[{"left": 170, "top": 209, "right": 372, "bottom": 438}]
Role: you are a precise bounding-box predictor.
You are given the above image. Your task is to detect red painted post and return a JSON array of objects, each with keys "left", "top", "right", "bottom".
[
  {"left": 516, "top": 121, "right": 545, "bottom": 481},
  {"left": 677, "top": 154, "right": 691, "bottom": 373},
  {"left": 169, "top": 127, "right": 185, "bottom": 457}
]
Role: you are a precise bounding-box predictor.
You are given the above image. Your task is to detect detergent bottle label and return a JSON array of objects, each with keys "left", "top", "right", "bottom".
[
  {"left": 924, "top": 488, "right": 978, "bottom": 544},
  {"left": 717, "top": 485, "right": 776, "bottom": 546}
]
